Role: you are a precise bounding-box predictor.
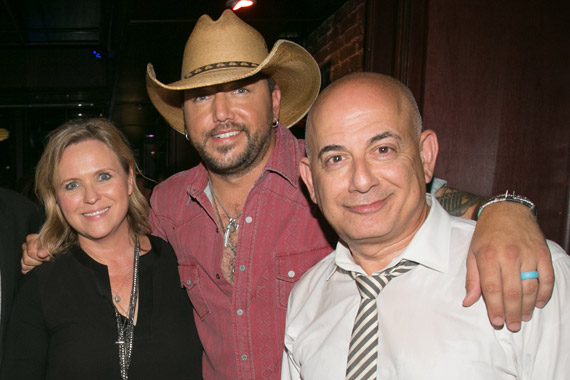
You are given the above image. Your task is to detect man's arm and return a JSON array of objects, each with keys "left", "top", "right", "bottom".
[{"left": 434, "top": 184, "right": 554, "bottom": 332}]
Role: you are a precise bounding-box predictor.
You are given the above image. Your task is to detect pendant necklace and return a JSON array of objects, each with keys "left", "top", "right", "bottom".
[
  {"left": 210, "top": 185, "right": 242, "bottom": 251},
  {"left": 113, "top": 234, "right": 140, "bottom": 380},
  {"left": 113, "top": 271, "right": 132, "bottom": 303},
  {"left": 210, "top": 184, "right": 241, "bottom": 279}
]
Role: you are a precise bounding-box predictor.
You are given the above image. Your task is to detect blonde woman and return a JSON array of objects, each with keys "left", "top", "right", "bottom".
[{"left": 1, "top": 119, "right": 202, "bottom": 379}]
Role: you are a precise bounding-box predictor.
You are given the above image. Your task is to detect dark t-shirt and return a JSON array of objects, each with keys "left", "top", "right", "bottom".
[{"left": 1, "top": 235, "right": 202, "bottom": 379}]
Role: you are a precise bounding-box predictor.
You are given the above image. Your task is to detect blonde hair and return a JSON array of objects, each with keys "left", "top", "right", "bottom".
[{"left": 35, "top": 118, "right": 151, "bottom": 256}]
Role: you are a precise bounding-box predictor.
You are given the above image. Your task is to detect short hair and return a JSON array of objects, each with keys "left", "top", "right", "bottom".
[
  {"left": 266, "top": 76, "right": 276, "bottom": 94},
  {"left": 35, "top": 118, "right": 151, "bottom": 256}
]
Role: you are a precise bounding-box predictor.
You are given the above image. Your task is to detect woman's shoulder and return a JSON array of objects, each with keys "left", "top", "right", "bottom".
[
  {"left": 140, "top": 235, "right": 178, "bottom": 271},
  {"left": 148, "top": 235, "right": 175, "bottom": 256},
  {"left": 29, "top": 248, "right": 78, "bottom": 278},
  {"left": 18, "top": 248, "right": 80, "bottom": 299}
]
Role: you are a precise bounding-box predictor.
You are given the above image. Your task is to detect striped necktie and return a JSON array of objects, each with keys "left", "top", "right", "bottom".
[{"left": 346, "top": 259, "right": 419, "bottom": 380}]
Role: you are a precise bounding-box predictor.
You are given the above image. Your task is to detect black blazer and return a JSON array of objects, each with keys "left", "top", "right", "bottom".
[{"left": 0, "top": 188, "right": 42, "bottom": 368}]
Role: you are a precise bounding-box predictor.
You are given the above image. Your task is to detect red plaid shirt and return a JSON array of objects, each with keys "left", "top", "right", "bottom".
[{"left": 149, "top": 125, "right": 335, "bottom": 379}]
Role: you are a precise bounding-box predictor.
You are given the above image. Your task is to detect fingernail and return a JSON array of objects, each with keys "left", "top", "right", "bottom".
[
  {"left": 522, "top": 313, "right": 532, "bottom": 322},
  {"left": 536, "top": 301, "right": 546, "bottom": 308},
  {"left": 491, "top": 316, "right": 504, "bottom": 327},
  {"left": 507, "top": 322, "right": 521, "bottom": 332}
]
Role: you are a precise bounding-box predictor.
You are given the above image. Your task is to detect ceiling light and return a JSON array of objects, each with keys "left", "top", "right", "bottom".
[{"left": 227, "top": 0, "right": 255, "bottom": 11}]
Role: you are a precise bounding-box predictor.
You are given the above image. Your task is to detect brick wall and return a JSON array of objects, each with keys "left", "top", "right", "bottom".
[{"left": 305, "top": 0, "right": 366, "bottom": 87}]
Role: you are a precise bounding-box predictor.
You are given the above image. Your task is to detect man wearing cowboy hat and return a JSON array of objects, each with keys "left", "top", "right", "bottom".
[{"left": 145, "top": 12, "right": 332, "bottom": 378}]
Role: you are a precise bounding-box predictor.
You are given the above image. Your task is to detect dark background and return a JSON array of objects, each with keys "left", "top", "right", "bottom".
[
  {"left": 1, "top": 0, "right": 569, "bottom": 249},
  {"left": 0, "top": 0, "right": 348, "bottom": 189}
]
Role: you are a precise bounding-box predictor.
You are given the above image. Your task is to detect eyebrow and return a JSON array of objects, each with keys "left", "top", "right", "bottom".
[
  {"left": 317, "top": 144, "right": 345, "bottom": 160},
  {"left": 368, "top": 131, "right": 401, "bottom": 145},
  {"left": 317, "top": 131, "right": 401, "bottom": 160}
]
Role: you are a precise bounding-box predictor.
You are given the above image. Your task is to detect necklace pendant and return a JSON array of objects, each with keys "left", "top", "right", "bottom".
[
  {"left": 114, "top": 295, "right": 121, "bottom": 303},
  {"left": 224, "top": 226, "right": 231, "bottom": 247},
  {"left": 228, "top": 218, "right": 238, "bottom": 232}
]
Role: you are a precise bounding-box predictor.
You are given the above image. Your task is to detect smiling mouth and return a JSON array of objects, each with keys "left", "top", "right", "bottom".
[
  {"left": 83, "top": 207, "right": 109, "bottom": 217},
  {"left": 347, "top": 199, "right": 386, "bottom": 214},
  {"left": 213, "top": 130, "right": 240, "bottom": 139}
]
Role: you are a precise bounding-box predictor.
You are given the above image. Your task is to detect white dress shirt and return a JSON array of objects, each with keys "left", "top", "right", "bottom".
[{"left": 283, "top": 195, "right": 570, "bottom": 380}]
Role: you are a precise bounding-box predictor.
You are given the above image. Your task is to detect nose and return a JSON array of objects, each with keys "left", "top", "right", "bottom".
[
  {"left": 212, "top": 92, "right": 235, "bottom": 123},
  {"left": 83, "top": 183, "right": 101, "bottom": 204},
  {"left": 348, "top": 158, "right": 379, "bottom": 194}
]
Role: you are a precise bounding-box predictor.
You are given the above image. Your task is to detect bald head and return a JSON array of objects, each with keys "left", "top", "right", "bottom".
[
  {"left": 305, "top": 72, "right": 422, "bottom": 160},
  {"left": 298, "top": 72, "right": 438, "bottom": 268}
]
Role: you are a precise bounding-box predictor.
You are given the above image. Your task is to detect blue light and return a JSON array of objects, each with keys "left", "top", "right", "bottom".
[{"left": 92, "top": 50, "right": 102, "bottom": 59}]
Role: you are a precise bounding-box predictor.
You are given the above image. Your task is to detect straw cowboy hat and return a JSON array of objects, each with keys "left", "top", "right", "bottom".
[{"left": 146, "top": 9, "right": 321, "bottom": 134}]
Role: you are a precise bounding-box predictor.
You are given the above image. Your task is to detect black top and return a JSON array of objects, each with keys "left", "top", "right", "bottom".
[
  {"left": 0, "top": 188, "right": 42, "bottom": 369},
  {"left": 0, "top": 235, "right": 202, "bottom": 380}
]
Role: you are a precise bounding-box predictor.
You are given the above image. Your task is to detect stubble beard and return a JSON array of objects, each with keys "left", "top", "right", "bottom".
[{"left": 191, "top": 120, "right": 274, "bottom": 178}]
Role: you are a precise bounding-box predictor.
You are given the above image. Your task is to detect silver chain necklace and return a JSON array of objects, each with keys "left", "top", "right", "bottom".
[{"left": 114, "top": 234, "right": 140, "bottom": 380}]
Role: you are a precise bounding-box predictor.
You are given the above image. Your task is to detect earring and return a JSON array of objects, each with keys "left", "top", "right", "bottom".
[
  {"left": 272, "top": 118, "right": 279, "bottom": 128},
  {"left": 184, "top": 129, "right": 190, "bottom": 141}
]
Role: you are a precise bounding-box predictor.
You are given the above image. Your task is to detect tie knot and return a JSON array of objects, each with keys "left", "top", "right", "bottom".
[
  {"left": 354, "top": 275, "right": 383, "bottom": 299},
  {"left": 352, "top": 259, "right": 419, "bottom": 300}
]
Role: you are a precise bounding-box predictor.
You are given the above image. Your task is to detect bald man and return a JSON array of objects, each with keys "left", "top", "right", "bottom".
[{"left": 282, "top": 73, "right": 570, "bottom": 379}]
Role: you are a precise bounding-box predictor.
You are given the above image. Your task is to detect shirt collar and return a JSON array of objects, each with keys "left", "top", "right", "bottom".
[
  {"left": 262, "top": 123, "right": 301, "bottom": 189},
  {"left": 186, "top": 163, "right": 210, "bottom": 199},
  {"left": 328, "top": 194, "right": 451, "bottom": 279}
]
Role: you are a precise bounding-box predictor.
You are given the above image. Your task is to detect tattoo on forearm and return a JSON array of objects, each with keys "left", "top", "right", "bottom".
[{"left": 436, "top": 186, "right": 485, "bottom": 218}]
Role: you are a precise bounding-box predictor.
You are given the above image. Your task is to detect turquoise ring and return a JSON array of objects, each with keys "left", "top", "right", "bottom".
[{"left": 521, "top": 271, "right": 539, "bottom": 280}]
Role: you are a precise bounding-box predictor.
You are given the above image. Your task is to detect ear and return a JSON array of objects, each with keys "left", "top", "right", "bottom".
[
  {"left": 271, "top": 84, "right": 282, "bottom": 121},
  {"left": 128, "top": 167, "right": 135, "bottom": 196},
  {"left": 419, "top": 130, "right": 439, "bottom": 184},
  {"left": 299, "top": 157, "right": 318, "bottom": 204}
]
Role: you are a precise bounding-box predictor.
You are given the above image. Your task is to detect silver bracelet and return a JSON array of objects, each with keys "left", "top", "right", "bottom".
[{"left": 477, "top": 190, "right": 537, "bottom": 219}]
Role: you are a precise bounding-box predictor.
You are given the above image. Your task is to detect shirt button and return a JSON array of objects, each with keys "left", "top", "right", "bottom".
[
  {"left": 245, "top": 216, "right": 253, "bottom": 223},
  {"left": 288, "top": 271, "right": 295, "bottom": 278},
  {"left": 241, "top": 354, "right": 248, "bottom": 361},
  {"left": 186, "top": 280, "right": 191, "bottom": 285},
  {"left": 239, "top": 265, "right": 246, "bottom": 271},
  {"left": 237, "top": 309, "right": 243, "bottom": 316}
]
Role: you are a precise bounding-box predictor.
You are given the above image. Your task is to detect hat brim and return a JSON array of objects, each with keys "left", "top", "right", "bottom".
[{"left": 146, "top": 40, "right": 321, "bottom": 134}]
